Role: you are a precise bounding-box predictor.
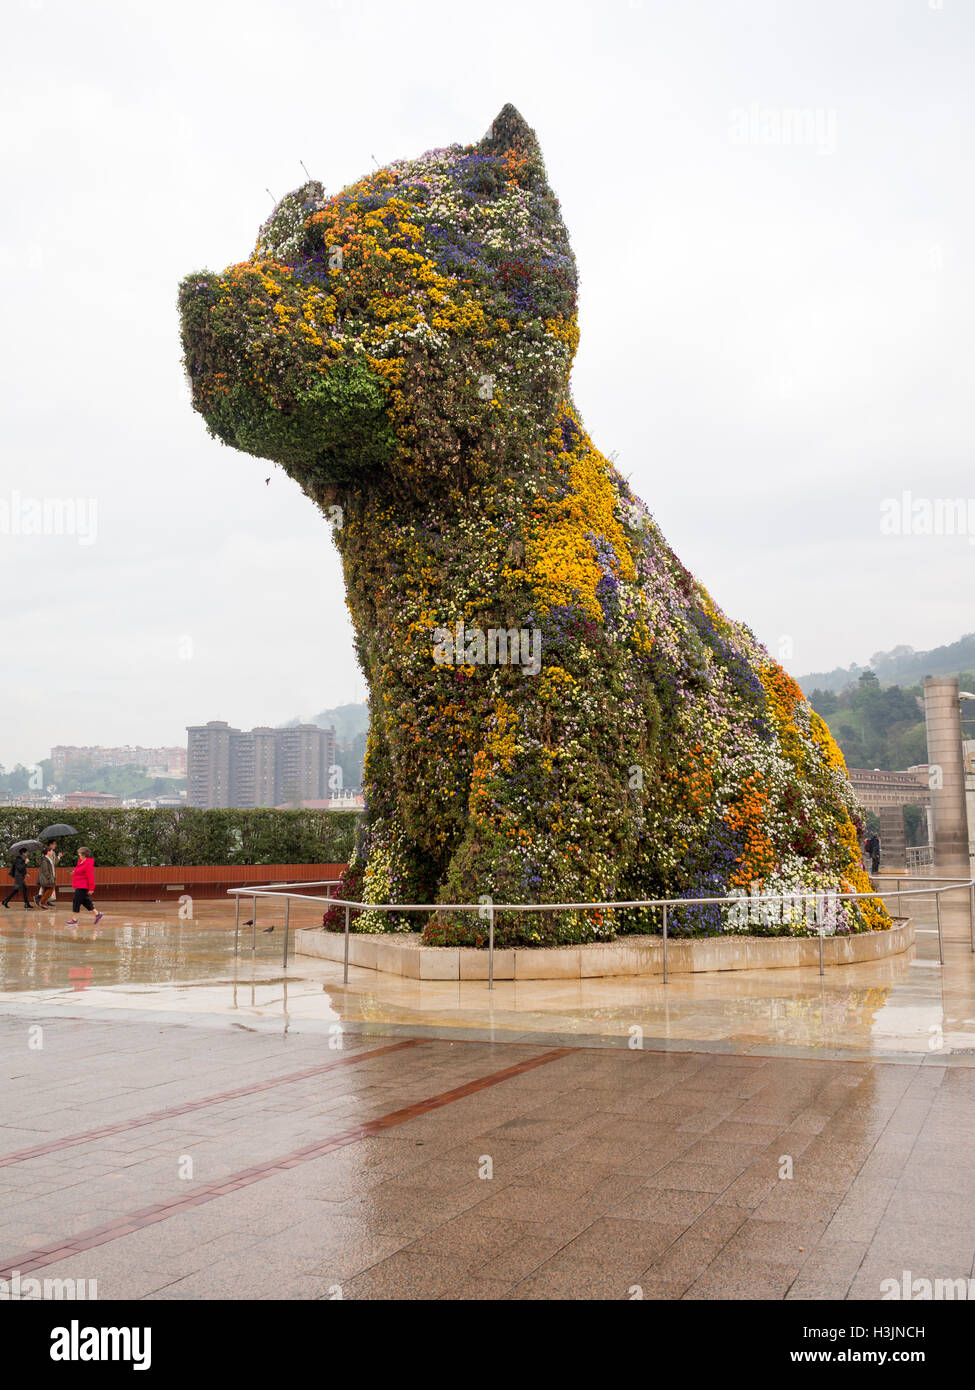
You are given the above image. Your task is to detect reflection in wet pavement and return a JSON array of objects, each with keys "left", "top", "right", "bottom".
[
  {"left": 2, "top": 894, "right": 974, "bottom": 1058},
  {"left": 0, "top": 916, "right": 291, "bottom": 993}
]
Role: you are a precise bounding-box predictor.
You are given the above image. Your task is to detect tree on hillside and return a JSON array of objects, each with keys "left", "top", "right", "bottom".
[{"left": 809, "top": 673, "right": 927, "bottom": 771}]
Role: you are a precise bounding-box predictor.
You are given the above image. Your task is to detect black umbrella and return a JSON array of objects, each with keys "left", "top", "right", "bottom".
[
  {"left": 36, "top": 823, "right": 78, "bottom": 840},
  {"left": 9, "top": 839, "right": 44, "bottom": 855}
]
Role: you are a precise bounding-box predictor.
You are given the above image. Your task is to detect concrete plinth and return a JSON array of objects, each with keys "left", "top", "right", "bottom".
[{"left": 297, "top": 921, "right": 914, "bottom": 979}]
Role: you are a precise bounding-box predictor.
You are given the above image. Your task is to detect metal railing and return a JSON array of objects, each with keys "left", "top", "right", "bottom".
[
  {"left": 228, "top": 878, "right": 339, "bottom": 971},
  {"left": 869, "top": 873, "right": 975, "bottom": 966},
  {"left": 227, "top": 874, "right": 975, "bottom": 989}
]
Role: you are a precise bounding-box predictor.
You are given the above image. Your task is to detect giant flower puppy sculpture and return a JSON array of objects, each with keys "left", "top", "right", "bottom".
[{"left": 179, "top": 105, "right": 886, "bottom": 946}]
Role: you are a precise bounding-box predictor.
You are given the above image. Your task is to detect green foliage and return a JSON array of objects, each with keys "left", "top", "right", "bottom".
[
  {"left": 56, "top": 762, "right": 185, "bottom": 799},
  {"left": 0, "top": 758, "right": 184, "bottom": 799},
  {"left": 0, "top": 761, "right": 48, "bottom": 796},
  {"left": 201, "top": 362, "right": 396, "bottom": 493},
  {"left": 0, "top": 807, "right": 358, "bottom": 866},
  {"left": 809, "top": 674, "right": 926, "bottom": 770},
  {"left": 299, "top": 359, "right": 398, "bottom": 482},
  {"left": 423, "top": 917, "right": 489, "bottom": 948},
  {"left": 810, "top": 689, "right": 839, "bottom": 716},
  {"left": 887, "top": 723, "right": 928, "bottom": 771},
  {"left": 903, "top": 804, "right": 927, "bottom": 847}
]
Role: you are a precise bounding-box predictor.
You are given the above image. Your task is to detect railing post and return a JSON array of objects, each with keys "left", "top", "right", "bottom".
[
  {"left": 251, "top": 895, "right": 257, "bottom": 953},
  {"left": 662, "top": 904, "right": 668, "bottom": 985},
  {"left": 282, "top": 897, "right": 290, "bottom": 971},
  {"left": 969, "top": 880, "right": 975, "bottom": 953},
  {"left": 488, "top": 903, "right": 495, "bottom": 991},
  {"left": 234, "top": 895, "right": 240, "bottom": 956},
  {"left": 936, "top": 891, "right": 945, "bottom": 966},
  {"left": 818, "top": 915, "right": 825, "bottom": 977},
  {"left": 343, "top": 904, "right": 350, "bottom": 984}
]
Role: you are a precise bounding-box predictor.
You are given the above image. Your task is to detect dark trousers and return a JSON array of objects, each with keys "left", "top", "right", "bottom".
[
  {"left": 72, "top": 889, "right": 95, "bottom": 913},
  {"left": 871, "top": 855, "right": 880, "bottom": 873},
  {"left": 3, "top": 883, "right": 30, "bottom": 906}
]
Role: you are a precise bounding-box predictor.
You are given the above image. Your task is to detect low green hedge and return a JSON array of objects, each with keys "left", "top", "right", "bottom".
[{"left": 0, "top": 807, "right": 359, "bottom": 867}]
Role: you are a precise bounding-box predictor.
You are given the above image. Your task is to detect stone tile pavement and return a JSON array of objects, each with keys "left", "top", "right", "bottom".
[{"left": 1, "top": 1012, "right": 974, "bottom": 1299}]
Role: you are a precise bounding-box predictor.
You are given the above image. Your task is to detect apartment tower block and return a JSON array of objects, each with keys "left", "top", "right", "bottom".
[{"left": 186, "top": 721, "right": 336, "bottom": 809}]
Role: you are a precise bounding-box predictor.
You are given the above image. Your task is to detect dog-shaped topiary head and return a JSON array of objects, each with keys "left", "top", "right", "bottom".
[
  {"left": 180, "top": 104, "right": 577, "bottom": 501},
  {"left": 180, "top": 106, "right": 887, "bottom": 946}
]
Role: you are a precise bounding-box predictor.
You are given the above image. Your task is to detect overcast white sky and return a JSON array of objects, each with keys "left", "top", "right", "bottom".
[{"left": 1, "top": 0, "right": 972, "bottom": 769}]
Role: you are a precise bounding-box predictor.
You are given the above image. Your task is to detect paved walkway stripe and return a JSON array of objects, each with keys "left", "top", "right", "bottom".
[
  {"left": 0, "top": 1046, "right": 572, "bottom": 1278},
  {"left": 0, "top": 1039, "right": 423, "bottom": 1170}
]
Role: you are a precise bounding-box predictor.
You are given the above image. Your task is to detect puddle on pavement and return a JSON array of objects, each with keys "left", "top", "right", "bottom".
[
  {"left": 2, "top": 904, "right": 975, "bottom": 1055},
  {"left": 0, "top": 914, "right": 298, "bottom": 995}
]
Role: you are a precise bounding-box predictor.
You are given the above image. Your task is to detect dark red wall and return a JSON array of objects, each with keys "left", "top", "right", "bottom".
[{"left": 26, "top": 863, "right": 348, "bottom": 902}]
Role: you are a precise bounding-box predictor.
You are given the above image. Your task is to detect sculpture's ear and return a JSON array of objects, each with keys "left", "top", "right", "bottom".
[{"left": 480, "top": 104, "right": 542, "bottom": 169}]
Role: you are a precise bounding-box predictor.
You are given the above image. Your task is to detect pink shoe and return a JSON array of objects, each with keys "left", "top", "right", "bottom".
[{"left": 66, "top": 918, "right": 78, "bottom": 926}]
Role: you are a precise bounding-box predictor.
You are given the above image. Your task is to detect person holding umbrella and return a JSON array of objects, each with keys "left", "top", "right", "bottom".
[
  {"left": 3, "top": 844, "right": 35, "bottom": 910},
  {"left": 35, "top": 842, "right": 60, "bottom": 909},
  {"left": 66, "top": 846, "right": 102, "bottom": 927},
  {"left": 33, "top": 825, "right": 76, "bottom": 913}
]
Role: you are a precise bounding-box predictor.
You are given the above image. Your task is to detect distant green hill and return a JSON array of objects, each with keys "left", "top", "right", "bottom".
[
  {"left": 798, "top": 633, "right": 975, "bottom": 694},
  {"left": 308, "top": 703, "right": 369, "bottom": 743},
  {"left": 809, "top": 678, "right": 927, "bottom": 771},
  {"left": 0, "top": 758, "right": 185, "bottom": 800},
  {"left": 806, "top": 670, "right": 949, "bottom": 773},
  {"left": 799, "top": 632, "right": 975, "bottom": 772},
  {"left": 281, "top": 703, "right": 368, "bottom": 742}
]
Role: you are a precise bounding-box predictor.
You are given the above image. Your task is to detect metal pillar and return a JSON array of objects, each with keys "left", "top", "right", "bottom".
[
  {"left": 488, "top": 904, "right": 495, "bottom": 991},
  {"left": 343, "top": 904, "right": 350, "bottom": 984},
  {"left": 936, "top": 891, "right": 945, "bottom": 965}
]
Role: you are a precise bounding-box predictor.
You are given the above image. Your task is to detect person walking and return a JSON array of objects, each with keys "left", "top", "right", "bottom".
[
  {"left": 864, "top": 831, "right": 881, "bottom": 875},
  {"left": 3, "top": 848, "right": 34, "bottom": 909},
  {"left": 35, "top": 843, "right": 58, "bottom": 909},
  {"left": 66, "top": 847, "right": 102, "bottom": 926}
]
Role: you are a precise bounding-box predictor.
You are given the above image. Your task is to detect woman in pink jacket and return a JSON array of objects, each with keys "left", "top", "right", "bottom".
[{"left": 66, "top": 847, "right": 103, "bottom": 926}]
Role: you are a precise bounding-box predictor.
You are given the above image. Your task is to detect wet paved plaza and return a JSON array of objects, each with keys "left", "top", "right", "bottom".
[{"left": 1, "top": 885, "right": 974, "bottom": 1300}]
